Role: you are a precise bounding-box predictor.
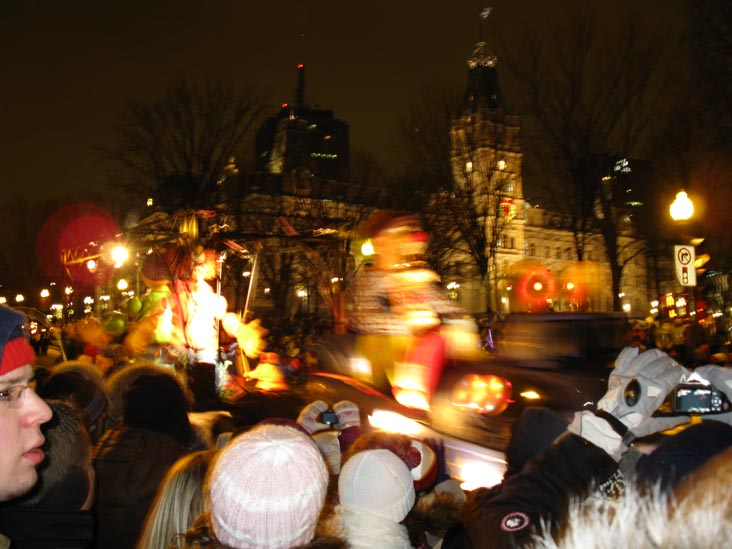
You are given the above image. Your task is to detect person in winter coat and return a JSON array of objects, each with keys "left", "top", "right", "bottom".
[
  {"left": 93, "top": 371, "right": 200, "bottom": 549},
  {"left": 448, "top": 347, "right": 710, "bottom": 549},
  {"left": 530, "top": 443, "right": 732, "bottom": 549},
  {"left": 137, "top": 449, "right": 217, "bottom": 549},
  {"left": 0, "top": 399, "right": 96, "bottom": 548},
  {"left": 323, "top": 449, "right": 416, "bottom": 548},
  {"left": 176, "top": 421, "right": 337, "bottom": 549}
]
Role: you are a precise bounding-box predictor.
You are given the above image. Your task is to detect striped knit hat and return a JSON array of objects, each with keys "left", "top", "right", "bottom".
[
  {"left": 0, "top": 306, "right": 35, "bottom": 377},
  {"left": 210, "top": 423, "right": 329, "bottom": 548}
]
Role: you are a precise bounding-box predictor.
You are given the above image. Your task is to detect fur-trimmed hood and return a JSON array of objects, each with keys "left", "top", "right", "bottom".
[{"left": 530, "top": 448, "right": 732, "bottom": 549}]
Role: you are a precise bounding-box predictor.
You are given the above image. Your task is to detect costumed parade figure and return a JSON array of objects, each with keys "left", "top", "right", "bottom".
[
  {"left": 347, "top": 212, "right": 479, "bottom": 410},
  {"left": 125, "top": 243, "right": 267, "bottom": 407}
]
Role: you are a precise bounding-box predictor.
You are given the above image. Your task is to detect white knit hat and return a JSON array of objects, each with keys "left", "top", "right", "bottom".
[
  {"left": 338, "top": 449, "right": 415, "bottom": 522},
  {"left": 210, "top": 424, "right": 329, "bottom": 548}
]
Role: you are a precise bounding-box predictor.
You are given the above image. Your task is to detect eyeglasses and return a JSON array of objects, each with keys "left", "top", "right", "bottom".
[{"left": 0, "top": 384, "right": 33, "bottom": 409}]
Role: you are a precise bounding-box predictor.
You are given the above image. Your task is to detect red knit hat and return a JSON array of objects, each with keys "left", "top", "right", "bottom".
[
  {"left": 0, "top": 330, "right": 36, "bottom": 376},
  {"left": 0, "top": 305, "right": 36, "bottom": 376}
]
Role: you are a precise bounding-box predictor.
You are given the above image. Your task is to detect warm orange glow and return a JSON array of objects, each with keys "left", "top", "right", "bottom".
[
  {"left": 246, "top": 362, "right": 287, "bottom": 392},
  {"left": 451, "top": 374, "right": 512, "bottom": 415},
  {"left": 394, "top": 388, "right": 431, "bottom": 411}
]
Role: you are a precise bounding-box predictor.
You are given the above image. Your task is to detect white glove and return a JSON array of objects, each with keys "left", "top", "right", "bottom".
[
  {"left": 690, "top": 365, "right": 732, "bottom": 424},
  {"left": 598, "top": 347, "right": 691, "bottom": 438}
]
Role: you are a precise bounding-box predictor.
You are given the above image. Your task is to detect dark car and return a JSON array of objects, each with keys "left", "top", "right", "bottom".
[{"left": 307, "top": 312, "right": 628, "bottom": 452}]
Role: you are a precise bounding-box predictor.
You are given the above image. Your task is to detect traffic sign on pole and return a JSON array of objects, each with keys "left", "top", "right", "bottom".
[{"left": 674, "top": 245, "right": 696, "bottom": 287}]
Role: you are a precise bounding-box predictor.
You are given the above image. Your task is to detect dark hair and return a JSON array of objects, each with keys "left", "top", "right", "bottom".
[{"left": 123, "top": 373, "right": 194, "bottom": 447}]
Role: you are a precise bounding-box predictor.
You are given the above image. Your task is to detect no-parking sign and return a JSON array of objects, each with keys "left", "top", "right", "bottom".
[{"left": 674, "top": 245, "right": 696, "bottom": 287}]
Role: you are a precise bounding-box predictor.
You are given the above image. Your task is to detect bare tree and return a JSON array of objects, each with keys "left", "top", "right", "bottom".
[
  {"left": 101, "top": 75, "right": 267, "bottom": 212},
  {"left": 497, "top": 10, "right": 672, "bottom": 310}
]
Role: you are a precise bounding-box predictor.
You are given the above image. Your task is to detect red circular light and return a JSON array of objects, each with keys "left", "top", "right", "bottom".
[{"left": 451, "top": 374, "right": 513, "bottom": 415}]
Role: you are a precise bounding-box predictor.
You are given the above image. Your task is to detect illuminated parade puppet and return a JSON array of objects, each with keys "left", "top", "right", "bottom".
[
  {"left": 125, "top": 244, "right": 267, "bottom": 402},
  {"left": 124, "top": 249, "right": 181, "bottom": 360},
  {"left": 347, "top": 212, "right": 478, "bottom": 410}
]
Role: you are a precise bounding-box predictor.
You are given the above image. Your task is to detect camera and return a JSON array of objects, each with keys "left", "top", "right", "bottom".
[
  {"left": 673, "top": 383, "right": 730, "bottom": 414},
  {"left": 319, "top": 410, "right": 339, "bottom": 426},
  {"left": 653, "top": 377, "right": 731, "bottom": 416}
]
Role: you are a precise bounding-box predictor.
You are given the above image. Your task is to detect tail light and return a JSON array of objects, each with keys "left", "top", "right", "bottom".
[{"left": 450, "top": 374, "right": 513, "bottom": 415}]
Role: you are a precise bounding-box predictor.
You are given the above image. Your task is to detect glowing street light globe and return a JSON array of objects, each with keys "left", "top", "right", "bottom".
[{"left": 670, "top": 191, "right": 694, "bottom": 221}]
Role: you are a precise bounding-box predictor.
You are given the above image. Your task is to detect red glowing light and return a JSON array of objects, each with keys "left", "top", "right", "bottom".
[
  {"left": 297, "top": 63, "right": 304, "bottom": 69},
  {"left": 511, "top": 261, "right": 556, "bottom": 312},
  {"left": 36, "top": 202, "right": 120, "bottom": 288},
  {"left": 451, "top": 374, "right": 512, "bottom": 415}
]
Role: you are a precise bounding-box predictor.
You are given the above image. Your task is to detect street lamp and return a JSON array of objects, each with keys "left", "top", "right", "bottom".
[
  {"left": 669, "top": 189, "right": 700, "bottom": 318},
  {"left": 669, "top": 190, "right": 694, "bottom": 222}
]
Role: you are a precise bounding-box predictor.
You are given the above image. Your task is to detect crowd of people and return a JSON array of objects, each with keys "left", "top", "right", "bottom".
[
  {"left": 4, "top": 209, "right": 732, "bottom": 548},
  {"left": 626, "top": 314, "right": 732, "bottom": 368},
  {"left": 4, "top": 298, "right": 732, "bottom": 548}
]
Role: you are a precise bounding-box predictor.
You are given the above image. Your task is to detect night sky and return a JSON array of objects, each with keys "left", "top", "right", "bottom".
[{"left": 1, "top": 0, "right": 685, "bottom": 204}]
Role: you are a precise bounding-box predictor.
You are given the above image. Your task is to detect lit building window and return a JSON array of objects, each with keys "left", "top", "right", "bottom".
[{"left": 466, "top": 161, "right": 473, "bottom": 173}]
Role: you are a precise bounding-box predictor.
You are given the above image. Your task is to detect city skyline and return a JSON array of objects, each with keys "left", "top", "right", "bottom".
[{"left": 1, "top": 0, "right": 683, "bottom": 204}]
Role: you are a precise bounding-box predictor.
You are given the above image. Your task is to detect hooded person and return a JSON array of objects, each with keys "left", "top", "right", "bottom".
[{"left": 207, "top": 422, "right": 330, "bottom": 548}]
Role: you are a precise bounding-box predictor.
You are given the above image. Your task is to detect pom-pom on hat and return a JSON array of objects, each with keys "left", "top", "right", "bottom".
[
  {"left": 339, "top": 449, "right": 415, "bottom": 523},
  {"left": 0, "top": 305, "right": 35, "bottom": 377},
  {"left": 409, "top": 439, "right": 438, "bottom": 493},
  {"left": 210, "top": 423, "right": 329, "bottom": 548}
]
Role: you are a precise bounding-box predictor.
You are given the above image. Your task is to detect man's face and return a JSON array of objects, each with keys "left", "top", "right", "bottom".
[{"left": 0, "top": 364, "right": 52, "bottom": 501}]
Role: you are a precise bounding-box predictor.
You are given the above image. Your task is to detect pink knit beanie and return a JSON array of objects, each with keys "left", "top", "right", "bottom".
[{"left": 209, "top": 423, "right": 329, "bottom": 548}]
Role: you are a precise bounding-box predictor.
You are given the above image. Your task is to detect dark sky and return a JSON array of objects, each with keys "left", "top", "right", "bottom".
[{"left": 1, "top": 1, "right": 685, "bottom": 204}]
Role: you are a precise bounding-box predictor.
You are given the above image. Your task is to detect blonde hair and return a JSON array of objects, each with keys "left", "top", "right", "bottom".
[{"left": 137, "top": 449, "right": 216, "bottom": 549}]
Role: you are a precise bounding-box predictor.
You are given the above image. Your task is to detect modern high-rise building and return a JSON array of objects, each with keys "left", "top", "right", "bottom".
[{"left": 255, "top": 64, "right": 350, "bottom": 182}]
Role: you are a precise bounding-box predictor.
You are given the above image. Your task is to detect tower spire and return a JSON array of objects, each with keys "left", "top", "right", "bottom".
[
  {"left": 470, "top": 6, "right": 497, "bottom": 69},
  {"left": 295, "top": 63, "right": 305, "bottom": 108},
  {"left": 464, "top": 6, "right": 502, "bottom": 110}
]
